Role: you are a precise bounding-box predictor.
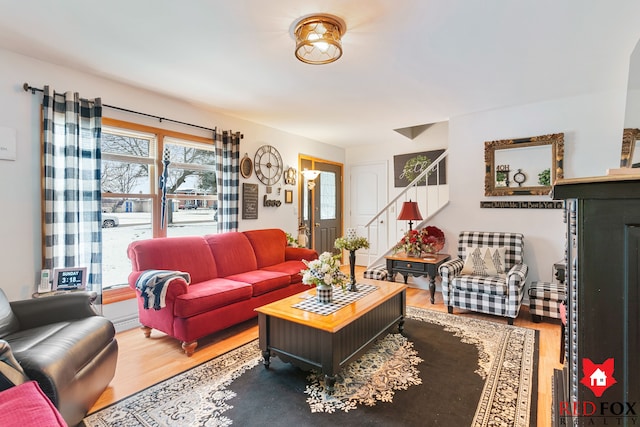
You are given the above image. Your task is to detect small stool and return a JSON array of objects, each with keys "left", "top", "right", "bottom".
[{"left": 528, "top": 281, "right": 566, "bottom": 323}]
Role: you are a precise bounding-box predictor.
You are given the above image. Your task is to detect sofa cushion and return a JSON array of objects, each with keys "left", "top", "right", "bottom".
[
  {"left": 174, "top": 279, "right": 253, "bottom": 318},
  {"left": 128, "top": 236, "right": 218, "bottom": 284},
  {"left": 243, "top": 229, "right": 287, "bottom": 268},
  {"left": 0, "top": 381, "right": 66, "bottom": 427},
  {"left": 262, "top": 260, "right": 308, "bottom": 284},
  {"left": 205, "top": 233, "right": 258, "bottom": 277},
  {"left": 225, "top": 270, "right": 290, "bottom": 296},
  {"left": 452, "top": 275, "right": 507, "bottom": 296}
]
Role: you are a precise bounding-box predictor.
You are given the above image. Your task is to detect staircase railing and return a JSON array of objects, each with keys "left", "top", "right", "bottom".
[{"left": 362, "top": 150, "right": 449, "bottom": 268}]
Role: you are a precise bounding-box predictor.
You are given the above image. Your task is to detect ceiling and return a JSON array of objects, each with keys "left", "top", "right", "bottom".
[{"left": 1, "top": 1, "right": 640, "bottom": 147}]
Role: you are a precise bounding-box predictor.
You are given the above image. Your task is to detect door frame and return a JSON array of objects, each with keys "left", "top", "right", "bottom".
[{"left": 298, "top": 154, "right": 344, "bottom": 253}]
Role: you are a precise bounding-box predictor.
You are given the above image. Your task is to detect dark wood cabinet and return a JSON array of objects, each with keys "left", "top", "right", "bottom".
[{"left": 552, "top": 176, "right": 640, "bottom": 426}]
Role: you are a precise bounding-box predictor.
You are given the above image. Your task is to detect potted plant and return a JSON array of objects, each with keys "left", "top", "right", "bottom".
[
  {"left": 335, "top": 230, "right": 370, "bottom": 292},
  {"left": 300, "top": 252, "right": 348, "bottom": 303}
]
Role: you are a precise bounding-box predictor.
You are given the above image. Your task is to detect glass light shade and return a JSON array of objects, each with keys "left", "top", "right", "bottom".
[
  {"left": 294, "top": 15, "right": 345, "bottom": 65},
  {"left": 301, "top": 169, "right": 321, "bottom": 180}
]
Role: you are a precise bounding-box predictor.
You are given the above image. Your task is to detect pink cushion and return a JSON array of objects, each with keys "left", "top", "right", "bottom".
[
  {"left": 0, "top": 381, "right": 67, "bottom": 426},
  {"left": 205, "top": 233, "right": 258, "bottom": 277},
  {"left": 243, "top": 229, "right": 287, "bottom": 268},
  {"left": 174, "top": 279, "right": 253, "bottom": 318},
  {"left": 226, "top": 270, "right": 291, "bottom": 296}
]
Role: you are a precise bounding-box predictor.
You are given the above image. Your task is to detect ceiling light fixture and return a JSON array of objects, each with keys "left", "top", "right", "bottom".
[{"left": 293, "top": 14, "right": 346, "bottom": 65}]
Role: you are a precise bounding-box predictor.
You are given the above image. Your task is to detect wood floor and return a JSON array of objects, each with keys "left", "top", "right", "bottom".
[{"left": 90, "top": 284, "right": 563, "bottom": 425}]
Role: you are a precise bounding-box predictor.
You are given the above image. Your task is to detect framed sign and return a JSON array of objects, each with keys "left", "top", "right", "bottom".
[
  {"left": 284, "top": 189, "right": 293, "bottom": 204},
  {"left": 53, "top": 267, "right": 87, "bottom": 291},
  {"left": 393, "top": 149, "right": 446, "bottom": 187},
  {"left": 242, "top": 183, "right": 259, "bottom": 219}
]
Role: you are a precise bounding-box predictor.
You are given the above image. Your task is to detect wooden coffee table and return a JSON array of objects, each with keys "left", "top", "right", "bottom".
[{"left": 255, "top": 279, "right": 406, "bottom": 392}]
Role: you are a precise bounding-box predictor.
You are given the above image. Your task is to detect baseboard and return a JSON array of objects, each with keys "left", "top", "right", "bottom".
[{"left": 113, "top": 315, "right": 140, "bottom": 333}]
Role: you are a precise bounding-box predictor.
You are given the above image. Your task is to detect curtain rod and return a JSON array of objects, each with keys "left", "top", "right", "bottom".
[{"left": 23, "top": 82, "right": 243, "bottom": 138}]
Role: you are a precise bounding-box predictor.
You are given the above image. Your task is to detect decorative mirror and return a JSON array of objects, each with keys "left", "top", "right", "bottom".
[
  {"left": 484, "top": 133, "right": 564, "bottom": 196},
  {"left": 240, "top": 153, "right": 253, "bottom": 179},
  {"left": 620, "top": 129, "right": 640, "bottom": 168}
]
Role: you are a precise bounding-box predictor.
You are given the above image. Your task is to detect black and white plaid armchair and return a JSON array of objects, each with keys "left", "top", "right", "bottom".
[{"left": 438, "top": 231, "right": 528, "bottom": 325}]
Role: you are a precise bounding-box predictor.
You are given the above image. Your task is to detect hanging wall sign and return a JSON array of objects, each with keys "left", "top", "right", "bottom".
[
  {"left": 393, "top": 149, "right": 446, "bottom": 187},
  {"left": 480, "top": 201, "right": 564, "bottom": 209},
  {"left": 242, "top": 183, "right": 258, "bottom": 219}
]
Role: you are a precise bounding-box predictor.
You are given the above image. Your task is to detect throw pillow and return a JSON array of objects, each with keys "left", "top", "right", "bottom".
[
  {"left": 0, "top": 381, "right": 67, "bottom": 426},
  {"left": 460, "top": 246, "right": 507, "bottom": 277}
]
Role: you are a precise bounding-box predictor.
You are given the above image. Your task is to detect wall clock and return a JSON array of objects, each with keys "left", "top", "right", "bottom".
[
  {"left": 254, "top": 145, "right": 283, "bottom": 186},
  {"left": 513, "top": 169, "right": 527, "bottom": 187}
]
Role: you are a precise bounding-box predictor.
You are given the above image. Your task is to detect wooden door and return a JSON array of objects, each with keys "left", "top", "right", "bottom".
[
  {"left": 313, "top": 162, "right": 342, "bottom": 255},
  {"left": 299, "top": 157, "right": 343, "bottom": 255}
]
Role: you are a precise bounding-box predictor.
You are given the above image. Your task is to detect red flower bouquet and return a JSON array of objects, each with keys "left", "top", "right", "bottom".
[{"left": 393, "top": 226, "right": 445, "bottom": 256}]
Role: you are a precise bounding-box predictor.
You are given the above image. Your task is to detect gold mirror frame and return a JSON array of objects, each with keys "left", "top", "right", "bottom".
[
  {"left": 619, "top": 128, "right": 640, "bottom": 168},
  {"left": 484, "top": 133, "right": 564, "bottom": 196}
]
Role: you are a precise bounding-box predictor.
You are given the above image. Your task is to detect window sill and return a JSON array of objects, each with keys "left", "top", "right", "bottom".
[{"left": 102, "top": 287, "right": 136, "bottom": 304}]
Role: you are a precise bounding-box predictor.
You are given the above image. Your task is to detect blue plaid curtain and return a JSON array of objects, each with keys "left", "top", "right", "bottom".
[
  {"left": 42, "top": 86, "right": 103, "bottom": 292},
  {"left": 215, "top": 130, "right": 240, "bottom": 232}
]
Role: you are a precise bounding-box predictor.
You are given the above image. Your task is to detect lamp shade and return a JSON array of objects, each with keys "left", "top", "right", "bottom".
[{"left": 397, "top": 201, "right": 423, "bottom": 221}]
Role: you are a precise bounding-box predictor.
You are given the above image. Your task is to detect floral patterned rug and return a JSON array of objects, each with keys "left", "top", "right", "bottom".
[{"left": 82, "top": 307, "right": 537, "bottom": 426}]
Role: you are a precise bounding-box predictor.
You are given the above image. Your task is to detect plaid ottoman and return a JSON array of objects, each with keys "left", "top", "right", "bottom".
[
  {"left": 528, "top": 281, "right": 566, "bottom": 322},
  {"left": 363, "top": 265, "right": 388, "bottom": 281}
]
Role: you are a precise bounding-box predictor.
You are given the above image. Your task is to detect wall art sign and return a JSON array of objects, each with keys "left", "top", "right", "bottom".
[
  {"left": 242, "top": 183, "right": 258, "bottom": 219},
  {"left": 480, "top": 201, "right": 564, "bottom": 209},
  {"left": 393, "top": 149, "right": 446, "bottom": 187}
]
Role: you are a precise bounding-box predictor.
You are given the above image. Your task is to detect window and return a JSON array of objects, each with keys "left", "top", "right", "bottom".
[{"left": 101, "top": 119, "right": 217, "bottom": 290}]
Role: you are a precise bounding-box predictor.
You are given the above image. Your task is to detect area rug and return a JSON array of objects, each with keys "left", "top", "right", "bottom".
[{"left": 82, "top": 306, "right": 538, "bottom": 426}]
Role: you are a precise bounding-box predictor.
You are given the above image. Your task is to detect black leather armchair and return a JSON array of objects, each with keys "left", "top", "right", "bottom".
[{"left": 0, "top": 289, "right": 118, "bottom": 426}]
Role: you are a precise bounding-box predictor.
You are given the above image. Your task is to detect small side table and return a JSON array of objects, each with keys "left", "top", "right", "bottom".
[{"left": 385, "top": 253, "right": 450, "bottom": 304}]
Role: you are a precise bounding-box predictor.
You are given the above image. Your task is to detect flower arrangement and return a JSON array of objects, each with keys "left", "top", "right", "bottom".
[
  {"left": 393, "top": 226, "right": 445, "bottom": 256},
  {"left": 285, "top": 232, "right": 299, "bottom": 247},
  {"left": 300, "top": 252, "right": 348, "bottom": 290},
  {"left": 334, "top": 236, "right": 370, "bottom": 252}
]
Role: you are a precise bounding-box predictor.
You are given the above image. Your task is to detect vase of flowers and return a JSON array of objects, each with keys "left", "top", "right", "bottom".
[
  {"left": 300, "top": 252, "right": 348, "bottom": 303},
  {"left": 335, "top": 229, "right": 370, "bottom": 292},
  {"left": 393, "top": 226, "right": 445, "bottom": 258}
]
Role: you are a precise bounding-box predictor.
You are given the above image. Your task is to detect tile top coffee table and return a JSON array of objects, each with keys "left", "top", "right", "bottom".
[
  {"left": 255, "top": 279, "right": 406, "bottom": 392},
  {"left": 385, "top": 253, "right": 450, "bottom": 304}
]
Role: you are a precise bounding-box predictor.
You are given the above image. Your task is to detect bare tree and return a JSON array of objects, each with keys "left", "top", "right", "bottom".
[{"left": 100, "top": 131, "right": 217, "bottom": 220}]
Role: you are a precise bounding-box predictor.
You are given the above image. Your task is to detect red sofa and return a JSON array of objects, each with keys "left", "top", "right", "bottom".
[{"left": 127, "top": 229, "right": 318, "bottom": 356}]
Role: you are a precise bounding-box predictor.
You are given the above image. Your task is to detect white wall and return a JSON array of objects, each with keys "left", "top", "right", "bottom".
[
  {"left": 0, "top": 45, "right": 630, "bottom": 304},
  {"left": 346, "top": 90, "right": 627, "bottom": 291},
  {"left": 0, "top": 48, "right": 344, "bottom": 301}
]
